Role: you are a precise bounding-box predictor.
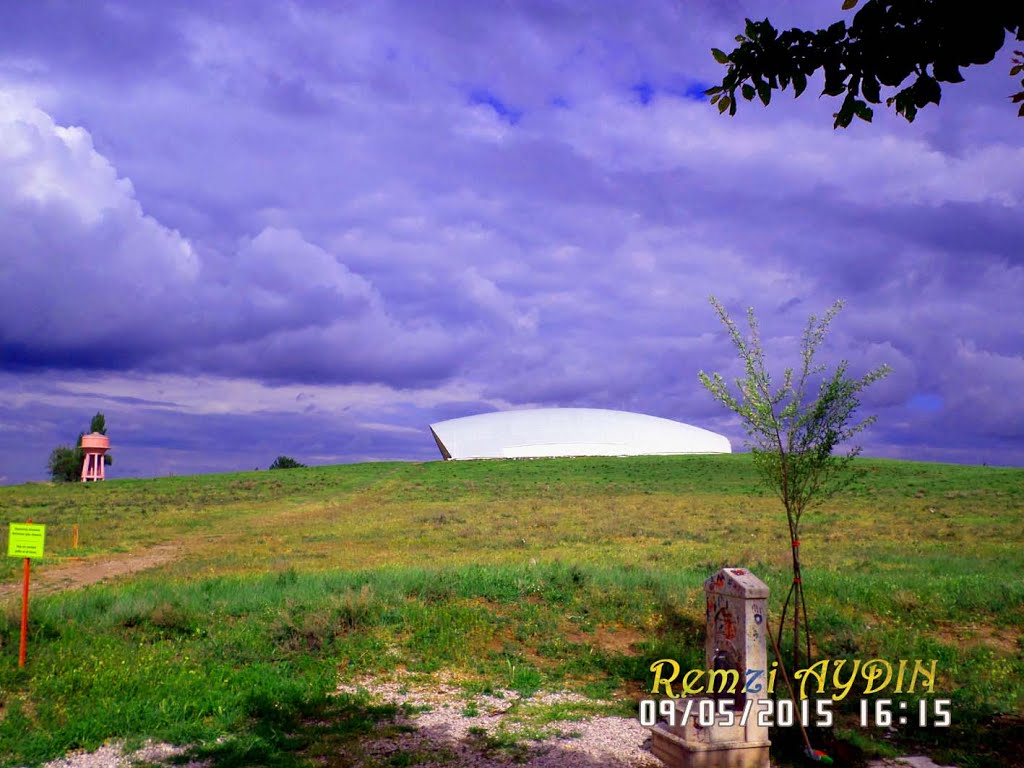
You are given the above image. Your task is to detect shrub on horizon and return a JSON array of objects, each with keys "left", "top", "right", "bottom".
[{"left": 269, "top": 455, "right": 306, "bottom": 470}]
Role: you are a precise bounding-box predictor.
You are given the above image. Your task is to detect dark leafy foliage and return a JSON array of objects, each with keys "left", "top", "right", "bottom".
[
  {"left": 47, "top": 445, "right": 82, "bottom": 483},
  {"left": 708, "top": 2, "right": 1024, "bottom": 127},
  {"left": 269, "top": 455, "right": 307, "bottom": 470}
]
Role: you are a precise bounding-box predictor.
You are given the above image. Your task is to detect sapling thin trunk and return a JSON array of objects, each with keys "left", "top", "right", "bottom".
[{"left": 792, "top": 541, "right": 801, "bottom": 672}]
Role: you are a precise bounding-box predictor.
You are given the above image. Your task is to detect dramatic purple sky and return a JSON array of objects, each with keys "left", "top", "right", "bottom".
[{"left": 2, "top": 1, "right": 1022, "bottom": 484}]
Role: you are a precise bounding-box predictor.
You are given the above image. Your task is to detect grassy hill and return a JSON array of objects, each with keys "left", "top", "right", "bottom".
[{"left": 0, "top": 455, "right": 1022, "bottom": 766}]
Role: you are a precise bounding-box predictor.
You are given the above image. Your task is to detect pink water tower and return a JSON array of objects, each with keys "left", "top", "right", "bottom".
[{"left": 80, "top": 432, "right": 110, "bottom": 482}]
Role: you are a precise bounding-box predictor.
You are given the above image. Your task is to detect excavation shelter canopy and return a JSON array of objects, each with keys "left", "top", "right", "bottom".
[{"left": 429, "top": 408, "right": 732, "bottom": 460}]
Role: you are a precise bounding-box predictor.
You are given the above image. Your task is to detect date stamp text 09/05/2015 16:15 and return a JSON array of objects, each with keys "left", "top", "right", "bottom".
[{"left": 638, "top": 696, "right": 952, "bottom": 729}]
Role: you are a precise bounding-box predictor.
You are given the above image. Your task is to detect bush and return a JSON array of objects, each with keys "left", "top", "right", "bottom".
[
  {"left": 269, "top": 455, "right": 306, "bottom": 470},
  {"left": 47, "top": 445, "right": 82, "bottom": 482}
]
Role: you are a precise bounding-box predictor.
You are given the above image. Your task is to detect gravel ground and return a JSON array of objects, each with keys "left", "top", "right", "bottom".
[
  {"left": 36, "top": 741, "right": 208, "bottom": 768},
  {"left": 33, "top": 677, "right": 660, "bottom": 768},
  {"left": 336, "top": 676, "right": 662, "bottom": 767},
  {"left": 28, "top": 700, "right": 959, "bottom": 768}
]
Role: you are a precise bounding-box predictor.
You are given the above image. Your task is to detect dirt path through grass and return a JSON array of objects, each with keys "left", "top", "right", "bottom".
[{"left": 0, "top": 542, "right": 183, "bottom": 601}]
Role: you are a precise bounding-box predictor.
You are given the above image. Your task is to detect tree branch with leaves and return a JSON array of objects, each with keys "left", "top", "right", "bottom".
[
  {"left": 707, "top": 2, "right": 1024, "bottom": 127},
  {"left": 699, "top": 297, "right": 891, "bottom": 671}
]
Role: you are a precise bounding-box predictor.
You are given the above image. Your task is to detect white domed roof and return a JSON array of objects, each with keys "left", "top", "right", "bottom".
[{"left": 429, "top": 408, "right": 730, "bottom": 460}]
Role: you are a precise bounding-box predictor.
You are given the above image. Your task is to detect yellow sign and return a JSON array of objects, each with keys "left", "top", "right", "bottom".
[{"left": 7, "top": 523, "right": 46, "bottom": 558}]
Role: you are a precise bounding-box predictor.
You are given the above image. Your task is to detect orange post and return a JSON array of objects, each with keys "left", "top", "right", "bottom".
[
  {"left": 19, "top": 518, "right": 32, "bottom": 668},
  {"left": 73, "top": 523, "right": 79, "bottom": 549},
  {"left": 19, "top": 557, "right": 30, "bottom": 667}
]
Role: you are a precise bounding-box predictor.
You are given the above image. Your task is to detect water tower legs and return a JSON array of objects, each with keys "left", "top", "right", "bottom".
[
  {"left": 81, "top": 450, "right": 106, "bottom": 481},
  {"left": 79, "top": 432, "right": 110, "bottom": 482}
]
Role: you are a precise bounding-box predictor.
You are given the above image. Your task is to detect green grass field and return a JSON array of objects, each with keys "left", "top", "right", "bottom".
[{"left": 1, "top": 455, "right": 1022, "bottom": 767}]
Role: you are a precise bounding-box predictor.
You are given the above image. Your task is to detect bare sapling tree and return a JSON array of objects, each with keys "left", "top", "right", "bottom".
[{"left": 699, "top": 297, "right": 891, "bottom": 672}]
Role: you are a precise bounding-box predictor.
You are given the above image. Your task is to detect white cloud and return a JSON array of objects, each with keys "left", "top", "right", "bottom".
[
  {"left": 0, "top": 93, "right": 477, "bottom": 386},
  {"left": 545, "top": 93, "right": 1024, "bottom": 209},
  {"left": 0, "top": 91, "right": 200, "bottom": 343}
]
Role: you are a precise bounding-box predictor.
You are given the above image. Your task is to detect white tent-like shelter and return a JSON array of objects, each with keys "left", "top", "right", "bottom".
[{"left": 429, "top": 408, "right": 731, "bottom": 460}]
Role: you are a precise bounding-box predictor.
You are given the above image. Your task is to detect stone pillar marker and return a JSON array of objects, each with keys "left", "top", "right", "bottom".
[{"left": 650, "top": 567, "right": 771, "bottom": 768}]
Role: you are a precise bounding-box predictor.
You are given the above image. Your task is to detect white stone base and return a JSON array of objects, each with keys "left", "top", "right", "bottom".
[{"left": 650, "top": 723, "right": 771, "bottom": 768}]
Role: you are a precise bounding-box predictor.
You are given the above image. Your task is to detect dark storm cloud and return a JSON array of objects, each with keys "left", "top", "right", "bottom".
[
  {"left": 0, "top": 112, "right": 472, "bottom": 386},
  {"left": 0, "top": 372, "right": 441, "bottom": 484},
  {"left": 0, "top": 1, "right": 189, "bottom": 78},
  {"left": 0, "top": 0, "right": 1021, "bottom": 483},
  {"left": 428, "top": 400, "right": 501, "bottom": 423},
  {"left": 869, "top": 201, "right": 1024, "bottom": 266}
]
